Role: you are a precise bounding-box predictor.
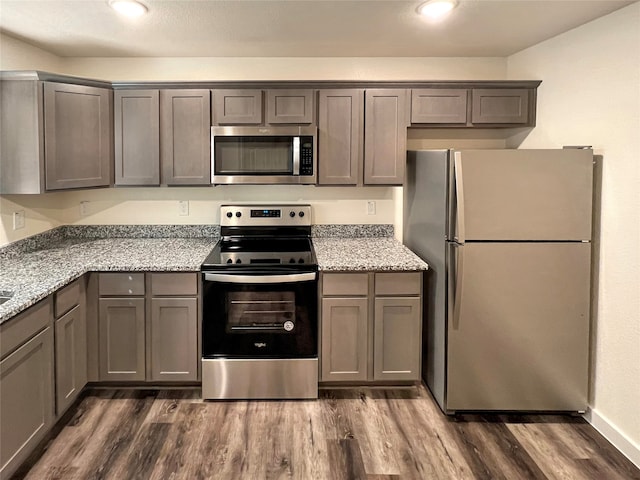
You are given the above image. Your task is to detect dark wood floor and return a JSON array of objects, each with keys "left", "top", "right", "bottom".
[{"left": 13, "top": 385, "right": 640, "bottom": 480}]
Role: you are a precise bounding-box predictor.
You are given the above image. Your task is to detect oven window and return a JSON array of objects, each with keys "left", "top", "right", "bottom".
[
  {"left": 214, "top": 137, "right": 292, "bottom": 175},
  {"left": 227, "top": 291, "right": 295, "bottom": 333}
]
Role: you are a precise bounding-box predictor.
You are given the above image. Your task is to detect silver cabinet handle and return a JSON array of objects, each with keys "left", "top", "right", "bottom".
[{"left": 204, "top": 272, "right": 316, "bottom": 284}]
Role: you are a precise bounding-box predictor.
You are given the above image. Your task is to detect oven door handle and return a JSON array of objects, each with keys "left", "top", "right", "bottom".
[{"left": 203, "top": 272, "right": 316, "bottom": 284}]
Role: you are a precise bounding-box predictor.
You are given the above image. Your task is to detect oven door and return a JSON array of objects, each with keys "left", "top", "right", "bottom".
[{"left": 202, "top": 271, "right": 318, "bottom": 358}]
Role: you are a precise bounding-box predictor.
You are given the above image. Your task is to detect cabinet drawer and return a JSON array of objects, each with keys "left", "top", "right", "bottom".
[
  {"left": 99, "top": 273, "right": 145, "bottom": 296},
  {"left": 150, "top": 273, "right": 198, "bottom": 296},
  {"left": 55, "top": 279, "right": 82, "bottom": 318},
  {"left": 1, "top": 298, "right": 52, "bottom": 360},
  {"left": 322, "top": 273, "right": 368, "bottom": 296},
  {"left": 375, "top": 272, "right": 421, "bottom": 296}
]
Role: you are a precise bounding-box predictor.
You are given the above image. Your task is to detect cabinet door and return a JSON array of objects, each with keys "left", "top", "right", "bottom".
[
  {"left": 317, "top": 89, "right": 363, "bottom": 185},
  {"left": 114, "top": 89, "right": 160, "bottom": 185},
  {"left": 266, "top": 89, "right": 314, "bottom": 124},
  {"left": 160, "top": 89, "right": 211, "bottom": 185},
  {"left": 321, "top": 297, "right": 368, "bottom": 382},
  {"left": 411, "top": 88, "right": 468, "bottom": 124},
  {"left": 150, "top": 298, "right": 198, "bottom": 381},
  {"left": 44, "top": 82, "right": 112, "bottom": 190},
  {"left": 373, "top": 297, "right": 421, "bottom": 381},
  {"left": 55, "top": 304, "right": 87, "bottom": 415},
  {"left": 364, "top": 89, "right": 408, "bottom": 185},
  {"left": 98, "top": 298, "right": 145, "bottom": 381},
  {"left": 471, "top": 88, "right": 530, "bottom": 124},
  {"left": 212, "top": 89, "right": 263, "bottom": 125},
  {"left": 1, "top": 328, "right": 54, "bottom": 480}
]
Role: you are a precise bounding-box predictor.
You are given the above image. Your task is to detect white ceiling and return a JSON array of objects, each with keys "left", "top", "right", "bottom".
[{"left": 0, "top": 0, "right": 634, "bottom": 58}]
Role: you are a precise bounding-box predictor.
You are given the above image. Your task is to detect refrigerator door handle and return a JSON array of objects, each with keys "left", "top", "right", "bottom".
[
  {"left": 454, "top": 152, "right": 465, "bottom": 244},
  {"left": 449, "top": 243, "right": 465, "bottom": 330}
]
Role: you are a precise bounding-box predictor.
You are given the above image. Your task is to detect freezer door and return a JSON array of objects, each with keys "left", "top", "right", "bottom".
[
  {"left": 452, "top": 149, "right": 593, "bottom": 241},
  {"left": 446, "top": 242, "right": 591, "bottom": 412}
]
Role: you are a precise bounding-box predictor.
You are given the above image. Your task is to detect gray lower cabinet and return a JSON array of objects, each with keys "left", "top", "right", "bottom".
[
  {"left": 160, "top": 89, "right": 211, "bottom": 185},
  {"left": 364, "top": 89, "right": 408, "bottom": 185},
  {"left": 373, "top": 297, "right": 421, "bottom": 381},
  {"left": 0, "top": 78, "right": 113, "bottom": 193},
  {"left": 0, "top": 300, "right": 54, "bottom": 480},
  {"left": 54, "top": 278, "right": 87, "bottom": 415},
  {"left": 99, "top": 297, "right": 146, "bottom": 381},
  {"left": 317, "top": 89, "right": 363, "bottom": 185},
  {"left": 114, "top": 89, "right": 160, "bottom": 186},
  {"left": 320, "top": 272, "right": 422, "bottom": 383},
  {"left": 321, "top": 297, "right": 368, "bottom": 381},
  {"left": 150, "top": 297, "right": 198, "bottom": 381},
  {"left": 97, "top": 272, "right": 199, "bottom": 383}
]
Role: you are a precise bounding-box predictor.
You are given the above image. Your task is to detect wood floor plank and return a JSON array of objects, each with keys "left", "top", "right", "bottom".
[{"left": 13, "top": 385, "right": 640, "bottom": 480}]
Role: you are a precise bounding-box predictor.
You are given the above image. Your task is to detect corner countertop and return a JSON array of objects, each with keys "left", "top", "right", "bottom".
[{"left": 0, "top": 225, "right": 428, "bottom": 325}]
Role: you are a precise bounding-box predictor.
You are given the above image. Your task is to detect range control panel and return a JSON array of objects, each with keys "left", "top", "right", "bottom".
[{"left": 220, "top": 205, "right": 311, "bottom": 227}]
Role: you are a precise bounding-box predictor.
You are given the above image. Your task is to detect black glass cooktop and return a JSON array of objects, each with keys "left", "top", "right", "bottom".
[{"left": 201, "top": 237, "right": 317, "bottom": 271}]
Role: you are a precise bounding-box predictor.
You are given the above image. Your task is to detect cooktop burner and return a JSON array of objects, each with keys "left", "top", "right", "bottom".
[{"left": 201, "top": 204, "right": 317, "bottom": 271}]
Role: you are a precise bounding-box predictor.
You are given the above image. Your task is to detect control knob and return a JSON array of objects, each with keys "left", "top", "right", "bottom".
[
  {"left": 226, "top": 259, "right": 233, "bottom": 264},
  {"left": 226, "top": 212, "right": 233, "bottom": 218},
  {"left": 235, "top": 212, "right": 242, "bottom": 217},
  {"left": 236, "top": 259, "right": 242, "bottom": 264},
  {"left": 298, "top": 211, "right": 305, "bottom": 217},
  {"left": 289, "top": 211, "right": 296, "bottom": 218}
]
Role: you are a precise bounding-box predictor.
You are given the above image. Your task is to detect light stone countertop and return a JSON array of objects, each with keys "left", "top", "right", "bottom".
[
  {"left": 313, "top": 237, "right": 429, "bottom": 272},
  {"left": 1, "top": 231, "right": 428, "bottom": 325}
]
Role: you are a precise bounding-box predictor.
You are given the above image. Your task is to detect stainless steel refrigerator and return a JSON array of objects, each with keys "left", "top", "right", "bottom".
[{"left": 404, "top": 149, "right": 593, "bottom": 413}]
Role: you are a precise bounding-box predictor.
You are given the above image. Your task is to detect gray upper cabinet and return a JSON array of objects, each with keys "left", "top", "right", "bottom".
[
  {"left": 266, "top": 89, "right": 314, "bottom": 124},
  {"left": 212, "top": 89, "right": 263, "bottom": 125},
  {"left": 0, "top": 78, "right": 112, "bottom": 193},
  {"left": 114, "top": 89, "right": 160, "bottom": 186},
  {"left": 160, "top": 89, "right": 211, "bottom": 185},
  {"left": 471, "top": 88, "right": 530, "bottom": 125},
  {"left": 364, "top": 89, "right": 408, "bottom": 185},
  {"left": 317, "top": 89, "right": 363, "bottom": 185},
  {"left": 44, "top": 82, "right": 112, "bottom": 190},
  {"left": 411, "top": 88, "right": 468, "bottom": 124}
]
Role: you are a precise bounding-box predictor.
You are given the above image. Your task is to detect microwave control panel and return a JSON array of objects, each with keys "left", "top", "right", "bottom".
[{"left": 300, "top": 136, "right": 314, "bottom": 175}]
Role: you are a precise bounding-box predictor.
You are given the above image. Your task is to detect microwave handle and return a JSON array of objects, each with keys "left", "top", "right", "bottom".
[{"left": 293, "top": 136, "right": 300, "bottom": 175}]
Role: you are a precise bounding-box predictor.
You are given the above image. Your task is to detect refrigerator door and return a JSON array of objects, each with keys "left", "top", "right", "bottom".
[
  {"left": 404, "top": 150, "right": 449, "bottom": 408},
  {"left": 446, "top": 241, "right": 591, "bottom": 412},
  {"left": 451, "top": 149, "right": 593, "bottom": 242}
]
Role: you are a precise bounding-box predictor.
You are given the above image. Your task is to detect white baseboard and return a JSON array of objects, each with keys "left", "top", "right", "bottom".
[{"left": 584, "top": 407, "right": 640, "bottom": 469}]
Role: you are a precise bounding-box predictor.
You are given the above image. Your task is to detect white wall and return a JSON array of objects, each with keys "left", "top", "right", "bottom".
[{"left": 508, "top": 3, "right": 640, "bottom": 466}]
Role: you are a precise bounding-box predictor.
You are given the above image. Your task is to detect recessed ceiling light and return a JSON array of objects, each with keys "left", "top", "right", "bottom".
[
  {"left": 417, "top": 0, "right": 458, "bottom": 19},
  {"left": 109, "top": 0, "right": 148, "bottom": 17}
]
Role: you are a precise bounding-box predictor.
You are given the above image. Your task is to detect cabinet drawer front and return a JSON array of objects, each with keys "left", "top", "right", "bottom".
[
  {"left": 1, "top": 298, "right": 52, "bottom": 360},
  {"left": 99, "top": 273, "right": 145, "bottom": 296},
  {"left": 150, "top": 273, "right": 198, "bottom": 296},
  {"left": 55, "top": 278, "right": 82, "bottom": 318},
  {"left": 322, "top": 273, "right": 368, "bottom": 296},
  {"left": 375, "top": 272, "right": 421, "bottom": 296}
]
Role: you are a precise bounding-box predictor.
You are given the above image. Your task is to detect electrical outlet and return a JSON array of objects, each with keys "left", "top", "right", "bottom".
[
  {"left": 367, "top": 201, "right": 376, "bottom": 215},
  {"left": 80, "top": 201, "right": 89, "bottom": 217},
  {"left": 178, "top": 200, "right": 189, "bottom": 216},
  {"left": 13, "top": 210, "right": 25, "bottom": 230}
]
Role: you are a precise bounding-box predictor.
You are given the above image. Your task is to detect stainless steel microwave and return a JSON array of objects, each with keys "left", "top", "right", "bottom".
[{"left": 211, "top": 126, "right": 317, "bottom": 185}]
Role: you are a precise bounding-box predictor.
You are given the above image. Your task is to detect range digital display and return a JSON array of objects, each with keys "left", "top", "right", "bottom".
[{"left": 250, "top": 209, "right": 281, "bottom": 218}]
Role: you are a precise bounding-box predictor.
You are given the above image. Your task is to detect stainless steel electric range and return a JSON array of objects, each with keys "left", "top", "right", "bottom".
[{"left": 201, "top": 205, "right": 318, "bottom": 400}]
